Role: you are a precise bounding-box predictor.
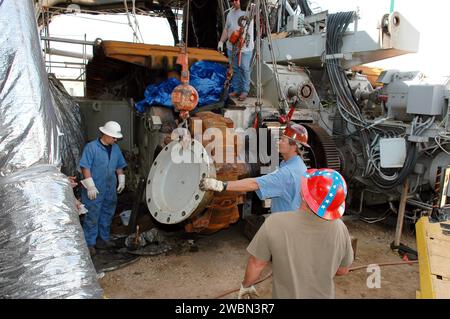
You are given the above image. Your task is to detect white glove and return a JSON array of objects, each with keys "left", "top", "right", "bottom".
[
  {"left": 217, "top": 41, "right": 224, "bottom": 52},
  {"left": 77, "top": 201, "right": 88, "bottom": 215},
  {"left": 81, "top": 177, "right": 99, "bottom": 200},
  {"left": 199, "top": 178, "right": 226, "bottom": 192},
  {"left": 117, "top": 174, "right": 125, "bottom": 194},
  {"left": 238, "top": 284, "right": 259, "bottom": 299}
]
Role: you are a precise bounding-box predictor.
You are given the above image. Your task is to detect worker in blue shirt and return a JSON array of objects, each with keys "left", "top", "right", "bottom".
[
  {"left": 200, "top": 124, "right": 309, "bottom": 213},
  {"left": 79, "top": 121, "right": 127, "bottom": 256}
]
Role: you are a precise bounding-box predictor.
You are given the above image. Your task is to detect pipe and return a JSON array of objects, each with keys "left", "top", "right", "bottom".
[
  {"left": 347, "top": 260, "right": 418, "bottom": 271},
  {"left": 285, "top": 0, "right": 295, "bottom": 16},
  {"left": 357, "top": 188, "right": 383, "bottom": 215},
  {"left": 40, "top": 0, "right": 124, "bottom": 7},
  {"left": 406, "top": 199, "right": 433, "bottom": 211},
  {"left": 45, "top": 48, "right": 93, "bottom": 60},
  {"left": 394, "top": 178, "right": 409, "bottom": 247},
  {"left": 41, "top": 36, "right": 95, "bottom": 45}
]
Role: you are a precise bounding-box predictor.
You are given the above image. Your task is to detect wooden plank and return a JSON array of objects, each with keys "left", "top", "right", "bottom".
[
  {"left": 102, "top": 41, "right": 228, "bottom": 66},
  {"left": 426, "top": 221, "right": 450, "bottom": 242},
  {"left": 429, "top": 238, "right": 450, "bottom": 259},
  {"left": 432, "top": 277, "right": 450, "bottom": 299},
  {"left": 270, "top": 32, "right": 288, "bottom": 40},
  {"left": 430, "top": 254, "right": 450, "bottom": 279}
]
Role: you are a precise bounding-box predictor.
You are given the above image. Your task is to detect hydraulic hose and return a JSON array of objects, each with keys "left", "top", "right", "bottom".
[{"left": 213, "top": 260, "right": 418, "bottom": 299}]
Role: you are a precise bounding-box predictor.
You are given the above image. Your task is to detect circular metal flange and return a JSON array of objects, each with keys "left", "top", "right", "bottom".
[{"left": 146, "top": 139, "right": 216, "bottom": 225}]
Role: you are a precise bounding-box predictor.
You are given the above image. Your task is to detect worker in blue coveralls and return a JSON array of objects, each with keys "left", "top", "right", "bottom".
[
  {"left": 80, "top": 121, "right": 127, "bottom": 256},
  {"left": 200, "top": 124, "right": 309, "bottom": 213}
]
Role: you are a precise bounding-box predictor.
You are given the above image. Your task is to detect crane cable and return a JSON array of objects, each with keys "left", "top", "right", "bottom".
[{"left": 123, "top": 0, "right": 142, "bottom": 43}]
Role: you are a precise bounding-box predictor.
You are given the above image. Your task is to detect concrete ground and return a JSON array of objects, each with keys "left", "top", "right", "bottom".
[{"left": 99, "top": 216, "right": 419, "bottom": 299}]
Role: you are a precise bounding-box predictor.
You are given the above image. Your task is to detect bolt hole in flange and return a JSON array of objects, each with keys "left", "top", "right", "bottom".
[{"left": 393, "top": 15, "right": 400, "bottom": 26}]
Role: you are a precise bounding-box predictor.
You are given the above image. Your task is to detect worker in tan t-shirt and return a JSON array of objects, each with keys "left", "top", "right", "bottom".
[{"left": 238, "top": 168, "right": 354, "bottom": 299}]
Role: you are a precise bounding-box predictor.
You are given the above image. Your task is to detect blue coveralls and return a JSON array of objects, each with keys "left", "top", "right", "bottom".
[
  {"left": 80, "top": 139, "right": 127, "bottom": 246},
  {"left": 255, "top": 155, "right": 307, "bottom": 213}
]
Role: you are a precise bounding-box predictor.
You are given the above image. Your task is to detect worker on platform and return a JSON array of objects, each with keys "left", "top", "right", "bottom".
[
  {"left": 238, "top": 168, "right": 354, "bottom": 299},
  {"left": 217, "top": 0, "right": 254, "bottom": 101},
  {"left": 79, "top": 121, "right": 127, "bottom": 256},
  {"left": 200, "top": 123, "right": 308, "bottom": 213}
]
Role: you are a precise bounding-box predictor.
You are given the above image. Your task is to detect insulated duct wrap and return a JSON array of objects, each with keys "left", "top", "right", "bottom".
[
  {"left": 0, "top": 0, "right": 59, "bottom": 177},
  {"left": 0, "top": 165, "right": 103, "bottom": 298},
  {"left": 0, "top": 0, "right": 102, "bottom": 298},
  {"left": 48, "top": 74, "right": 84, "bottom": 177}
]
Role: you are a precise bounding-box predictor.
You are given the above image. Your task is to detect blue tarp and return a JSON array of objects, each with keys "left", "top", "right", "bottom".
[{"left": 135, "top": 61, "right": 227, "bottom": 113}]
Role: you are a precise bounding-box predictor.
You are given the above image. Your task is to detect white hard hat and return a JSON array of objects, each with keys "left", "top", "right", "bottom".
[{"left": 99, "top": 121, "right": 123, "bottom": 139}]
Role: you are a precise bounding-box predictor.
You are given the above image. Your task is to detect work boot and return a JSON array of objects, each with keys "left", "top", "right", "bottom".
[
  {"left": 88, "top": 246, "right": 96, "bottom": 256},
  {"left": 96, "top": 239, "right": 115, "bottom": 250},
  {"left": 238, "top": 92, "right": 248, "bottom": 101}
]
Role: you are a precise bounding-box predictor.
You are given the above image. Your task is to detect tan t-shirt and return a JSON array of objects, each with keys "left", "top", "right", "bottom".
[{"left": 247, "top": 210, "right": 353, "bottom": 299}]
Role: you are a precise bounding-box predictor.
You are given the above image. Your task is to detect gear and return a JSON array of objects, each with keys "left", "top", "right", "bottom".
[{"left": 303, "top": 124, "right": 341, "bottom": 172}]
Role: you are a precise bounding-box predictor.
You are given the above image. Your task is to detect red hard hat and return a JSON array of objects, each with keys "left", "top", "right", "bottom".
[
  {"left": 283, "top": 123, "right": 310, "bottom": 148},
  {"left": 301, "top": 168, "right": 347, "bottom": 221}
]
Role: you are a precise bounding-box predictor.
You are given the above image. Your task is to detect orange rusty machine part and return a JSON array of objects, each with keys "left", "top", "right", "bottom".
[
  {"left": 185, "top": 112, "right": 249, "bottom": 234},
  {"left": 171, "top": 45, "right": 199, "bottom": 120}
]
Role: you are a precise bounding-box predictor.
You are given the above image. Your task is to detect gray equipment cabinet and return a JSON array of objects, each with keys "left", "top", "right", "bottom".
[{"left": 75, "top": 99, "right": 135, "bottom": 153}]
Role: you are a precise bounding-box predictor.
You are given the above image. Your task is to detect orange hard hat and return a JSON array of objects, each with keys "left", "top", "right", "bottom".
[
  {"left": 301, "top": 169, "right": 347, "bottom": 221},
  {"left": 283, "top": 123, "right": 310, "bottom": 148}
]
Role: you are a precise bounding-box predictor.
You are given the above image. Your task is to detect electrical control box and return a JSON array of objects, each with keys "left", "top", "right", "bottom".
[
  {"left": 380, "top": 138, "right": 406, "bottom": 168},
  {"left": 407, "top": 84, "right": 445, "bottom": 115},
  {"left": 286, "top": 14, "right": 305, "bottom": 32}
]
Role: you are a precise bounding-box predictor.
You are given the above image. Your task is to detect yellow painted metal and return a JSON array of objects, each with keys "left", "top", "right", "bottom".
[
  {"left": 416, "top": 216, "right": 450, "bottom": 299},
  {"left": 352, "top": 66, "right": 384, "bottom": 88},
  {"left": 415, "top": 217, "right": 435, "bottom": 299},
  {"left": 101, "top": 41, "right": 228, "bottom": 69}
]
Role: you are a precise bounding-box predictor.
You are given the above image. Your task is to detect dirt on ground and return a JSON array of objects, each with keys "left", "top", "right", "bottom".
[{"left": 99, "top": 216, "right": 419, "bottom": 299}]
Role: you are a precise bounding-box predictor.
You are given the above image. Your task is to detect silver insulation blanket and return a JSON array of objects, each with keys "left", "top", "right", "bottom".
[
  {"left": 0, "top": 0, "right": 102, "bottom": 298},
  {"left": 48, "top": 74, "right": 85, "bottom": 177},
  {"left": 0, "top": 1, "right": 59, "bottom": 177},
  {"left": 0, "top": 165, "right": 103, "bottom": 298}
]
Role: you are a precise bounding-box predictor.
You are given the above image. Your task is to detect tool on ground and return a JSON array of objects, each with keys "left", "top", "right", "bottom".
[{"left": 127, "top": 177, "right": 146, "bottom": 235}]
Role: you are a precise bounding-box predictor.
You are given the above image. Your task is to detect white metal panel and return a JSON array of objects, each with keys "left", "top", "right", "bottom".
[{"left": 380, "top": 138, "right": 406, "bottom": 168}]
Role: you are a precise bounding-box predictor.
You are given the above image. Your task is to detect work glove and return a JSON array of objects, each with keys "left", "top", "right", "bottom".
[
  {"left": 238, "top": 284, "right": 259, "bottom": 299},
  {"left": 199, "top": 178, "right": 226, "bottom": 192},
  {"left": 81, "top": 177, "right": 99, "bottom": 200},
  {"left": 217, "top": 41, "right": 224, "bottom": 52},
  {"left": 76, "top": 200, "right": 88, "bottom": 215},
  {"left": 68, "top": 176, "right": 78, "bottom": 188},
  {"left": 117, "top": 174, "right": 125, "bottom": 194}
]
